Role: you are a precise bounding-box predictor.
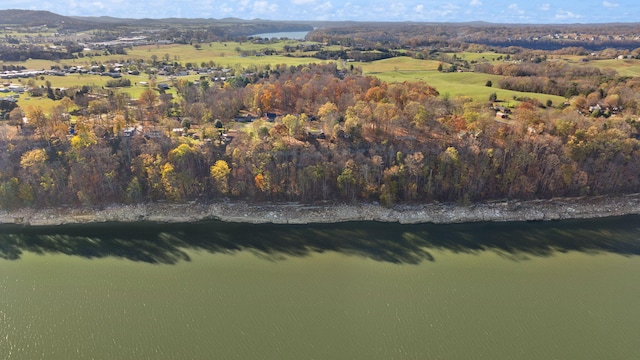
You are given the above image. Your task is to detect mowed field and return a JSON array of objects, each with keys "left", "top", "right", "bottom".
[
  {"left": 586, "top": 58, "right": 640, "bottom": 77},
  {"left": 546, "top": 55, "right": 640, "bottom": 77},
  {"left": 359, "top": 57, "right": 567, "bottom": 105},
  {"left": 2, "top": 41, "right": 323, "bottom": 72}
]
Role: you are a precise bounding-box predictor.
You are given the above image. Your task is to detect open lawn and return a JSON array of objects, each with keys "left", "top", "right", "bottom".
[
  {"left": 13, "top": 95, "right": 57, "bottom": 114},
  {"left": 93, "top": 41, "right": 312, "bottom": 67},
  {"left": 1, "top": 59, "right": 60, "bottom": 70},
  {"left": 453, "top": 51, "right": 508, "bottom": 62},
  {"left": 545, "top": 56, "right": 640, "bottom": 77},
  {"left": 359, "top": 57, "right": 442, "bottom": 72},
  {"left": 360, "top": 57, "right": 566, "bottom": 105},
  {"left": 587, "top": 59, "right": 640, "bottom": 77},
  {"left": 1, "top": 41, "right": 316, "bottom": 70}
]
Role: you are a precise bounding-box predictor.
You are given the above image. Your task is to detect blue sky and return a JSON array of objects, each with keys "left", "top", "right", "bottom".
[{"left": 8, "top": 0, "right": 640, "bottom": 23}]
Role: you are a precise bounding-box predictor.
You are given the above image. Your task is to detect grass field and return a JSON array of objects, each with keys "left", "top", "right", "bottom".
[
  {"left": 359, "top": 57, "right": 566, "bottom": 105},
  {"left": 13, "top": 95, "right": 57, "bottom": 113},
  {"left": 453, "top": 51, "right": 507, "bottom": 62},
  {"left": 543, "top": 55, "right": 640, "bottom": 77},
  {"left": 1, "top": 41, "right": 320, "bottom": 70},
  {"left": 587, "top": 59, "right": 640, "bottom": 77},
  {"left": 84, "top": 41, "right": 321, "bottom": 68}
]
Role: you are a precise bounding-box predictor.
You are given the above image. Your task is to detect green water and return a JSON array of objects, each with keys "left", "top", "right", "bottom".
[{"left": 1, "top": 217, "right": 640, "bottom": 359}]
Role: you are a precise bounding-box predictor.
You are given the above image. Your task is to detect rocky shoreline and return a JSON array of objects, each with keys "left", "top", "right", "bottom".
[{"left": 2, "top": 194, "right": 640, "bottom": 226}]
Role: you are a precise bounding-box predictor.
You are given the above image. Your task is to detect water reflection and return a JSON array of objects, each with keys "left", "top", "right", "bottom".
[{"left": 1, "top": 216, "right": 640, "bottom": 264}]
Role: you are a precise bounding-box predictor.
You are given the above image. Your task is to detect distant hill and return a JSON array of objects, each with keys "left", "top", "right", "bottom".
[
  {"left": 0, "top": 9, "right": 314, "bottom": 35},
  {"left": 0, "top": 9, "right": 80, "bottom": 26}
]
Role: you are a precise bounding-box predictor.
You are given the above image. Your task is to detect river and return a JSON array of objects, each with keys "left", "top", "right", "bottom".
[
  {"left": 1, "top": 216, "right": 640, "bottom": 359},
  {"left": 251, "top": 31, "right": 310, "bottom": 40}
]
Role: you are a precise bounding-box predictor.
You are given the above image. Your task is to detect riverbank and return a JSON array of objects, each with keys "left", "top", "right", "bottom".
[{"left": 2, "top": 194, "right": 640, "bottom": 226}]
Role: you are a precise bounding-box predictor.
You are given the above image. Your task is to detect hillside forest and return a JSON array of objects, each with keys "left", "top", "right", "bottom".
[
  {"left": 3, "top": 56, "right": 640, "bottom": 210},
  {"left": 3, "top": 11, "right": 640, "bottom": 209}
]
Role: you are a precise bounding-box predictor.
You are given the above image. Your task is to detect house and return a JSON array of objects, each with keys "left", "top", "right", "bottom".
[
  {"left": 491, "top": 105, "right": 511, "bottom": 114},
  {"left": 266, "top": 112, "right": 277, "bottom": 122},
  {"left": 122, "top": 126, "right": 140, "bottom": 137},
  {"left": 145, "top": 129, "right": 163, "bottom": 138},
  {"left": 234, "top": 115, "right": 254, "bottom": 123},
  {"left": 8, "top": 85, "right": 24, "bottom": 93},
  {"left": 496, "top": 111, "right": 509, "bottom": 119}
]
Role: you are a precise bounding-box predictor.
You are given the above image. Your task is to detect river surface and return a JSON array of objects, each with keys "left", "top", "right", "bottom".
[
  {"left": 1, "top": 216, "right": 640, "bottom": 359},
  {"left": 251, "top": 31, "right": 310, "bottom": 40}
]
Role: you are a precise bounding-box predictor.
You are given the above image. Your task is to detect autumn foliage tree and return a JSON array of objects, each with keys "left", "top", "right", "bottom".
[{"left": 3, "top": 61, "right": 640, "bottom": 209}]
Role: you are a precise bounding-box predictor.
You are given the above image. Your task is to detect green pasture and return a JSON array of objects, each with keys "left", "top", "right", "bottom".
[
  {"left": 14, "top": 73, "right": 153, "bottom": 92},
  {"left": 13, "top": 95, "right": 57, "bottom": 114},
  {"left": 104, "top": 41, "right": 307, "bottom": 65},
  {"left": 213, "top": 55, "right": 327, "bottom": 69},
  {"left": 1, "top": 41, "right": 315, "bottom": 70},
  {"left": 549, "top": 55, "right": 586, "bottom": 62},
  {"left": 79, "top": 43, "right": 326, "bottom": 70},
  {"left": 322, "top": 45, "right": 345, "bottom": 51},
  {"left": 360, "top": 57, "right": 566, "bottom": 105},
  {"left": 586, "top": 59, "right": 640, "bottom": 77},
  {"left": 452, "top": 51, "right": 507, "bottom": 62},
  {"left": 358, "top": 57, "right": 442, "bottom": 72},
  {"left": 545, "top": 56, "right": 640, "bottom": 77},
  {"left": 1, "top": 59, "right": 60, "bottom": 70}
]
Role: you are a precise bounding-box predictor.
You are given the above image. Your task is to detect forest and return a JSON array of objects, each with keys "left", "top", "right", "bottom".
[{"left": 2, "top": 56, "right": 640, "bottom": 210}]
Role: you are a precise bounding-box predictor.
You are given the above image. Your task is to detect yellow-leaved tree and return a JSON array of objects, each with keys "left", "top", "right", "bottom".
[{"left": 210, "top": 160, "right": 231, "bottom": 194}]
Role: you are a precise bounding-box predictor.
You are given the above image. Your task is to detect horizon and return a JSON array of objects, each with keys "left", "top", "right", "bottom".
[{"left": 3, "top": 0, "right": 640, "bottom": 25}]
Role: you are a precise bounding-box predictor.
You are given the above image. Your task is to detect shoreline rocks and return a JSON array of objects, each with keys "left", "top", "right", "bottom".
[{"left": 2, "top": 194, "right": 640, "bottom": 227}]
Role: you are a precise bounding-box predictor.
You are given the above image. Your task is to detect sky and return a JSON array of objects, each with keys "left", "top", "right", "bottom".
[{"left": 7, "top": 0, "right": 640, "bottom": 23}]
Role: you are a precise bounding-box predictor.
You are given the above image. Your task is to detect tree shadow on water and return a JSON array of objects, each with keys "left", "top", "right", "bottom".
[{"left": 1, "top": 215, "right": 640, "bottom": 264}]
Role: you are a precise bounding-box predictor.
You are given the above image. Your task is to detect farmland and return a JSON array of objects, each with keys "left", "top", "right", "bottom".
[
  {"left": 357, "top": 57, "right": 566, "bottom": 105},
  {"left": 1, "top": 41, "right": 575, "bottom": 114},
  {"left": 4, "top": 36, "right": 638, "bottom": 117}
]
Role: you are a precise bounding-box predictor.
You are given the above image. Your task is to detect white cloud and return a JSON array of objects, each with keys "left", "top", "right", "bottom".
[
  {"left": 91, "top": 1, "right": 106, "bottom": 9},
  {"left": 291, "top": 0, "right": 316, "bottom": 4},
  {"left": 313, "top": 1, "right": 332, "bottom": 13},
  {"left": 415, "top": 4, "right": 424, "bottom": 12},
  {"left": 218, "top": 4, "right": 235, "bottom": 17},
  {"left": 335, "top": 2, "right": 369, "bottom": 20},
  {"left": 507, "top": 3, "right": 525, "bottom": 15},
  {"left": 555, "top": 9, "right": 581, "bottom": 20},
  {"left": 420, "top": 3, "right": 460, "bottom": 19},
  {"left": 441, "top": 3, "right": 461, "bottom": 11},
  {"left": 389, "top": 2, "right": 407, "bottom": 16},
  {"left": 539, "top": 3, "right": 550, "bottom": 11},
  {"left": 603, "top": 1, "right": 619, "bottom": 7},
  {"left": 252, "top": 1, "right": 279, "bottom": 15},
  {"left": 237, "top": 0, "right": 251, "bottom": 12},
  {"left": 470, "top": 0, "right": 482, "bottom": 6}
]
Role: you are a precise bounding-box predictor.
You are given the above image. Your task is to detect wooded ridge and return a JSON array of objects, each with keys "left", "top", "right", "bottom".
[{"left": 4, "top": 62, "right": 640, "bottom": 210}]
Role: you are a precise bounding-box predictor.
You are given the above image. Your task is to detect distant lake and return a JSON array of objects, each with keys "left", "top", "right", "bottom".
[
  {"left": 2, "top": 217, "right": 640, "bottom": 359},
  {"left": 251, "top": 31, "right": 310, "bottom": 40}
]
